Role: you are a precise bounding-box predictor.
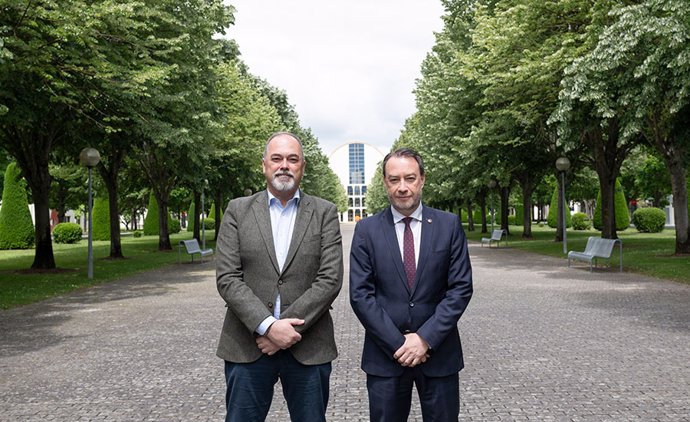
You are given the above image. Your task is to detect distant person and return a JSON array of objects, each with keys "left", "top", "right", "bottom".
[
  {"left": 215, "top": 132, "right": 344, "bottom": 422},
  {"left": 349, "top": 147, "right": 473, "bottom": 422}
]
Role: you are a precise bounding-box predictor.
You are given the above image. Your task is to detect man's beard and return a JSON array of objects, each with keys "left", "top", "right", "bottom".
[{"left": 271, "top": 171, "right": 295, "bottom": 192}]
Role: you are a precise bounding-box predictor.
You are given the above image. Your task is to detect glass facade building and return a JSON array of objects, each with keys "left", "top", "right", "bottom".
[{"left": 347, "top": 143, "right": 367, "bottom": 221}]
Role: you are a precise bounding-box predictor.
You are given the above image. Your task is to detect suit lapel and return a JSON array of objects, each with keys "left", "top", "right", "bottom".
[
  {"left": 251, "top": 191, "right": 280, "bottom": 274},
  {"left": 383, "top": 208, "right": 411, "bottom": 293},
  {"left": 282, "top": 192, "right": 314, "bottom": 274},
  {"left": 411, "top": 207, "right": 435, "bottom": 295}
]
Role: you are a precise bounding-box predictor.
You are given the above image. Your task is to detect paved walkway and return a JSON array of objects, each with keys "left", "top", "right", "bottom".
[{"left": 1, "top": 223, "right": 689, "bottom": 421}]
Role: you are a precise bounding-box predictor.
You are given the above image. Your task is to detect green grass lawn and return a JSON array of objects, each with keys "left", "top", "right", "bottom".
[
  {"left": 0, "top": 231, "right": 216, "bottom": 310},
  {"left": 465, "top": 224, "right": 690, "bottom": 284}
]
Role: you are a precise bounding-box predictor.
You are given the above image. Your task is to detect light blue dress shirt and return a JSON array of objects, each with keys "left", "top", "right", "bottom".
[{"left": 256, "top": 190, "right": 300, "bottom": 335}]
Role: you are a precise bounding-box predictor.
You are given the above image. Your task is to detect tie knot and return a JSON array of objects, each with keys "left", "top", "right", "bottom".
[{"left": 403, "top": 217, "right": 413, "bottom": 227}]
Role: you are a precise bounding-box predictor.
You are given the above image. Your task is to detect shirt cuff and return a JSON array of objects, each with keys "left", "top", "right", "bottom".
[{"left": 256, "top": 316, "right": 278, "bottom": 336}]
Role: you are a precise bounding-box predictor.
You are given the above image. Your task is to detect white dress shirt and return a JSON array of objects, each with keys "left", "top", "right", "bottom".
[{"left": 390, "top": 204, "right": 423, "bottom": 268}]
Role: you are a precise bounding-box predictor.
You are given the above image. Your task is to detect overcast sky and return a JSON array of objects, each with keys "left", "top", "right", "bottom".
[{"left": 226, "top": 0, "right": 445, "bottom": 157}]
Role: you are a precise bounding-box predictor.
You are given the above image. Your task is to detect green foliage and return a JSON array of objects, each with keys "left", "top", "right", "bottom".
[
  {"left": 366, "top": 167, "right": 389, "bottom": 215},
  {"left": 169, "top": 219, "right": 181, "bottom": 234},
  {"left": 593, "top": 179, "right": 630, "bottom": 231},
  {"left": 0, "top": 163, "right": 34, "bottom": 249},
  {"left": 571, "top": 212, "right": 592, "bottom": 231},
  {"left": 187, "top": 202, "right": 195, "bottom": 232},
  {"left": 132, "top": 230, "right": 143, "bottom": 238},
  {"left": 546, "top": 186, "right": 572, "bottom": 229},
  {"left": 52, "top": 223, "right": 83, "bottom": 244},
  {"left": 202, "top": 217, "right": 215, "bottom": 230},
  {"left": 632, "top": 207, "right": 666, "bottom": 233},
  {"left": 514, "top": 204, "right": 524, "bottom": 226},
  {"left": 209, "top": 203, "right": 223, "bottom": 222},
  {"left": 91, "top": 196, "right": 110, "bottom": 241},
  {"left": 143, "top": 193, "right": 159, "bottom": 236}
]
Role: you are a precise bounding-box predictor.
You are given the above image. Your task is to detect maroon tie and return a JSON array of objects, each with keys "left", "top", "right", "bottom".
[{"left": 403, "top": 217, "right": 416, "bottom": 288}]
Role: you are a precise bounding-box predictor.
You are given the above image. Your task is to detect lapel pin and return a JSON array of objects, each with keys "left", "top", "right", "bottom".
[{"left": 427, "top": 218, "right": 432, "bottom": 224}]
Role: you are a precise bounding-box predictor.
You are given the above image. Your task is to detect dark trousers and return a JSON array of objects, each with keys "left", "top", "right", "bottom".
[
  {"left": 367, "top": 368, "right": 460, "bottom": 422},
  {"left": 224, "top": 351, "right": 331, "bottom": 422}
]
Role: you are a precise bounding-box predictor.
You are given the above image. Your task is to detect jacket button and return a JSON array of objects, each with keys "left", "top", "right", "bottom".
[
  {"left": 268, "top": 302, "right": 273, "bottom": 308},
  {"left": 278, "top": 280, "right": 284, "bottom": 285},
  {"left": 409, "top": 302, "right": 414, "bottom": 307}
]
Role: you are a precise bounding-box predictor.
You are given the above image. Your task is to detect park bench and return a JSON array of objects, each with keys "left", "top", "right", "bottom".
[
  {"left": 567, "top": 236, "right": 622, "bottom": 272},
  {"left": 481, "top": 229, "right": 507, "bottom": 248},
  {"left": 178, "top": 239, "right": 214, "bottom": 263}
]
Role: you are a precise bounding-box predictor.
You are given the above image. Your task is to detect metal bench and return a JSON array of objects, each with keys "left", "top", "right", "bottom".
[
  {"left": 567, "top": 236, "right": 622, "bottom": 272},
  {"left": 481, "top": 229, "right": 507, "bottom": 248},
  {"left": 178, "top": 239, "right": 213, "bottom": 263}
]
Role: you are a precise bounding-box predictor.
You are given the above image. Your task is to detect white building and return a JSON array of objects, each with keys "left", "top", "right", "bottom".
[{"left": 328, "top": 142, "right": 385, "bottom": 222}]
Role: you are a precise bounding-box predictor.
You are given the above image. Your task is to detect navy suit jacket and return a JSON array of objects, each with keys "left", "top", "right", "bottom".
[{"left": 349, "top": 206, "right": 473, "bottom": 377}]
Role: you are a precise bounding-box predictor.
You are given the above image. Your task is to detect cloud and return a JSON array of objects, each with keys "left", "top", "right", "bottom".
[{"left": 226, "top": 0, "right": 444, "bottom": 155}]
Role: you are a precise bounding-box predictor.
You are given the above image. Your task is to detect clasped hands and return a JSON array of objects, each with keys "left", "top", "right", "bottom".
[
  {"left": 393, "top": 333, "right": 430, "bottom": 368},
  {"left": 255, "top": 318, "right": 304, "bottom": 355}
]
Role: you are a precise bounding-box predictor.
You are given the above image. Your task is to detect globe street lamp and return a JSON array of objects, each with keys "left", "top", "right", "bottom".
[
  {"left": 488, "top": 179, "right": 497, "bottom": 232},
  {"left": 556, "top": 157, "right": 571, "bottom": 254},
  {"left": 80, "top": 147, "right": 101, "bottom": 279}
]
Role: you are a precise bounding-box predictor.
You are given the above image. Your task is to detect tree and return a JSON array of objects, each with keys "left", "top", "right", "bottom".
[
  {"left": 593, "top": 179, "right": 630, "bottom": 231},
  {"left": 0, "top": 162, "right": 34, "bottom": 249}
]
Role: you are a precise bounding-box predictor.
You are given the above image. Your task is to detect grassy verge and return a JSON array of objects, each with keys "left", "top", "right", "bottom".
[
  {"left": 0, "top": 231, "right": 216, "bottom": 310},
  {"left": 465, "top": 224, "right": 690, "bottom": 284}
]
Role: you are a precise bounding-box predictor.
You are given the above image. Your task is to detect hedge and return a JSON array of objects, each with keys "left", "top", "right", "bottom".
[
  {"left": 547, "top": 185, "right": 572, "bottom": 228},
  {"left": 593, "top": 178, "right": 629, "bottom": 231},
  {"left": 632, "top": 207, "right": 666, "bottom": 233},
  {"left": 571, "top": 212, "right": 592, "bottom": 231},
  {"left": 53, "top": 222, "right": 83, "bottom": 244},
  {"left": 91, "top": 196, "right": 111, "bottom": 241},
  {"left": 0, "top": 162, "right": 35, "bottom": 249}
]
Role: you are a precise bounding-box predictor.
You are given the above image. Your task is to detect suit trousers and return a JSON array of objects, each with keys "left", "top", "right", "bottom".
[
  {"left": 224, "top": 351, "right": 331, "bottom": 422},
  {"left": 366, "top": 367, "right": 459, "bottom": 422}
]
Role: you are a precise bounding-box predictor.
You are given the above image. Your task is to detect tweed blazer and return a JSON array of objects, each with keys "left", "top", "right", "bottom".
[{"left": 216, "top": 190, "right": 343, "bottom": 365}]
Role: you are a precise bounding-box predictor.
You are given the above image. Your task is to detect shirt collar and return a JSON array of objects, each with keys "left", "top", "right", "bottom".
[
  {"left": 391, "top": 203, "right": 423, "bottom": 224},
  {"left": 268, "top": 189, "right": 301, "bottom": 207}
]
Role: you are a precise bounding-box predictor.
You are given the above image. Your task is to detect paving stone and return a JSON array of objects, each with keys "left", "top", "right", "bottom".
[{"left": 1, "top": 224, "right": 689, "bottom": 421}]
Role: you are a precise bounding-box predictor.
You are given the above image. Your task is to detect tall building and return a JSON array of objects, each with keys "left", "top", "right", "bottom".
[{"left": 329, "top": 142, "right": 385, "bottom": 222}]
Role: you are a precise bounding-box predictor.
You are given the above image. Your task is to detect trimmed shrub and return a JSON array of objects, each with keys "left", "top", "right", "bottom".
[
  {"left": 209, "top": 202, "right": 223, "bottom": 222},
  {"left": 593, "top": 178, "right": 629, "bottom": 231},
  {"left": 513, "top": 204, "right": 524, "bottom": 226},
  {"left": 187, "top": 202, "right": 195, "bottom": 232},
  {"left": 632, "top": 207, "right": 666, "bottom": 233},
  {"left": 0, "top": 162, "right": 35, "bottom": 249},
  {"left": 546, "top": 185, "right": 572, "bottom": 228},
  {"left": 132, "top": 230, "right": 143, "bottom": 238},
  {"left": 53, "top": 222, "right": 83, "bottom": 244},
  {"left": 571, "top": 212, "right": 592, "bottom": 231},
  {"left": 91, "top": 196, "right": 111, "bottom": 241},
  {"left": 143, "top": 193, "right": 159, "bottom": 236},
  {"left": 507, "top": 215, "right": 517, "bottom": 226},
  {"left": 169, "top": 218, "right": 181, "bottom": 234},
  {"left": 202, "top": 217, "right": 215, "bottom": 230}
]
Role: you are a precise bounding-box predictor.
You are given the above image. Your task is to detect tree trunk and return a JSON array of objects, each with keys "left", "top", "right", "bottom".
[
  {"left": 652, "top": 131, "right": 690, "bottom": 254},
  {"left": 99, "top": 152, "right": 125, "bottom": 259},
  {"left": 587, "top": 121, "right": 632, "bottom": 240},
  {"left": 478, "top": 193, "right": 488, "bottom": 233},
  {"left": 500, "top": 186, "right": 510, "bottom": 235},
  {"left": 156, "top": 195, "right": 172, "bottom": 251},
  {"left": 214, "top": 188, "right": 222, "bottom": 240},
  {"left": 517, "top": 171, "right": 534, "bottom": 239},
  {"left": 466, "top": 200, "right": 475, "bottom": 232},
  {"left": 193, "top": 191, "right": 201, "bottom": 243},
  {"left": 31, "top": 181, "right": 56, "bottom": 269}
]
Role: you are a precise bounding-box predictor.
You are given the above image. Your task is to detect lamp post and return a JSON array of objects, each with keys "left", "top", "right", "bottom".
[
  {"left": 556, "top": 157, "right": 571, "bottom": 254},
  {"left": 80, "top": 147, "right": 101, "bottom": 279},
  {"left": 201, "top": 179, "right": 208, "bottom": 250},
  {"left": 488, "top": 179, "right": 497, "bottom": 232}
]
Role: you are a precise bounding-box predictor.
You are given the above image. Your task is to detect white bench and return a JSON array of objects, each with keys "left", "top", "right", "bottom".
[
  {"left": 178, "top": 239, "right": 213, "bottom": 263},
  {"left": 567, "top": 236, "right": 622, "bottom": 272},
  {"left": 481, "top": 229, "right": 507, "bottom": 248}
]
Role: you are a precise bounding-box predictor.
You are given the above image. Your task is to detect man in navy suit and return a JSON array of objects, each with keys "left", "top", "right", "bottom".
[{"left": 349, "top": 148, "right": 473, "bottom": 422}]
